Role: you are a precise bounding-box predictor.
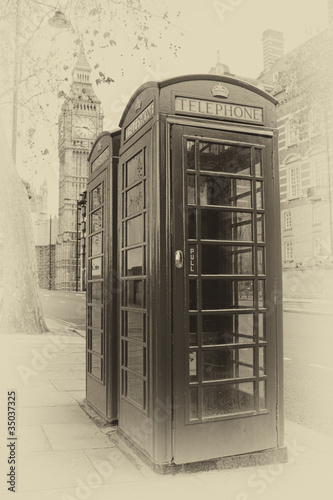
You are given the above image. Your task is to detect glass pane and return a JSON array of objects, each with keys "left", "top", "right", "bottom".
[
  {"left": 91, "top": 208, "right": 102, "bottom": 232},
  {"left": 127, "top": 372, "right": 144, "bottom": 408},
  {"left": 202, "top": 280, "right": 254, "bottom": 309},
  {"left": 126, "top": 183, "right": 144, "bottom": 217},
  {"left": 189, "top": 387, "right": 198, "bottom": 420},
  {"left": 186, "top": 140, "right": 195, "bottom": 170},
  {"left": 91, "top": 256, "right": 102, "bottom": 278},
  {"left": 124, "top": 311, "right": 145, "bottom": 342},
  {"left": 189, "top": 315, "right": 197, "bottom": 346},
  {"left": 255, "top": 149, "right": 262, "bottom": 177},
  {"left": 189, "top": 280, "right": 197, "bottom": 310},
  {"left": 256, "top": 181, "right": 263, "bottom": 209},
  {"left": 127, "top": 341, "right": 144, "bottom": 376},
  {"left": 258, "top": 280, "right": 265, "bottom": 307},
  {"left": 126, "top": 215, "right": 144, "bottom": 246},
  {"left": 258, "top": 247, "right": 265, "bottom": 275},
  {"left": 91, "top": 329, "right": 102, "bottom": 354},
  {"left": 189, "top": 351, "right": 198, "bottom": 382},
  {"left": 202, "top": 382, "right": 255, "bottom": 417},
  {"left": 91, "top": 353, "right": 102, "bottom": 379},
  {"left": 258, "top": 313, "right": 266, "bottom": 340},
  {"left": 259, "top": 380, "right": 267, "bottom": 410},
  {"left": 202, "top": 314, "right": 254, "bottom": 345},
  {"left": 124, "top": 280, "right": 145, "bottom": 308},
  {"left": 201, "top": 210, "right": 253, "bottom": 241},
  {"left": 88, "top": 282, "right": 102, "bottom": 304},
  {"left": 199, "top": 143, "right": 251, "bottom": 175},
  {"left": 200, "top": 177, "right": 252, "bottom": 208},
  {"left": 125, "top": 247, "right": 143, "bottom": 276},
  {"left": 203, "top": 348, "right": 254, "bottom": 380},
  {"left": 259, "top": 347, "right": 266, "bottom": 375},
  {"left": 91, "top": 184, "right": 103, "bottom": 210},
  {"left": 202, "top": 245, "right": 253, "bottom": 275},
  {"left": 126, "top": 151, "right": 144, "bottom": 186},
  {"left": 88, "top": 306, "right": 102, "bottom": 330},
  {"left": 257, "top": 214, "right": 265, "bottom": 242},
  {"left": 187, "top": 175, "right": 196, "bottom": 204},
  {"left": 91, "top": 233, "right": 102, "bottom": 256}
]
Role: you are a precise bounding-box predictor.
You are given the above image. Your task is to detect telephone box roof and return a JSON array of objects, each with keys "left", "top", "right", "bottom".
[{"left": 119, "top": 74, "right": 277, "bottom": 127}]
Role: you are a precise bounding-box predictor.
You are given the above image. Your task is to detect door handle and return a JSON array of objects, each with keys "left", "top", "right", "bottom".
[{"left": 175, "top": 250, "right": 184, "bottom": 269}]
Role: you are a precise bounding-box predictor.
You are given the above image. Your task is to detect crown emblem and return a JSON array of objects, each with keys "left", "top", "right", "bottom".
[
  {"left": 211, "top": 83, "right": 229, "bottom": 98},
  {"left": 97, "top": 140, "right": 103, "bottom": 152},
  {"left": 135, "top": 98, "right": 142, "bottom": 112}
]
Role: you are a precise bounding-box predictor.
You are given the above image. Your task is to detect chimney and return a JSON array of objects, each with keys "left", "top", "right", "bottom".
[{"left": 262, "top": 29, "right": 284, "bottom": 72}]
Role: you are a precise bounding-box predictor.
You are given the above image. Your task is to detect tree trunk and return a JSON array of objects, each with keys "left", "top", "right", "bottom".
[{"left": 0, "top": 118, "right": 48, "bottom": 334}]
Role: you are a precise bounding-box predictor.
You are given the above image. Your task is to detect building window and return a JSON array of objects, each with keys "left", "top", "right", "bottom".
[
  {"left": 286, "top": 119, "right": 299, "bottom": 147},
  {"left": 284, "top": 211, "right": 292, "bottom": 229},
  {"left": 311, "top": 155, "right": 327, "bottom": 188},
  {"left": 287, "top": 164, "right": 301, "bottom": 199},
  {"left": 285, "top": 241, "right": 293, "bottom": 261}
]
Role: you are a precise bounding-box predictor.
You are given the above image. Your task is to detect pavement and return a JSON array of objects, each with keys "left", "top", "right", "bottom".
[{"left": 0, "top": 319, "right": 333, "bottom": 500}]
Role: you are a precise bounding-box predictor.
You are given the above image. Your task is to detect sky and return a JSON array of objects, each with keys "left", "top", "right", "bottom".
[{"left": 11, "top": 0, "right": 330, "bottom": 215}]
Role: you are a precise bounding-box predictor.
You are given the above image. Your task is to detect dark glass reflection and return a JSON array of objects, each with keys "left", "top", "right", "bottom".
[
  {"left": 202, "top": 348, "right": 254, "bottom": 381},
  {"left": 200, "top": 176, "right": 252, "bottom": 208},
  {"left": 201, "top": 245, "right": 253, "bottom": 275},
  {"left": 125, "top": 280, "right": 145, "bottom": 308},
  {"left": 201, "top": 210, "right": 253, "bottom": 241},
  {"left": 126, "top": 184, "right": 144, "bottom": 217},
  {"left": 126, "top": 215, "right": 144, "bottom": 246},
  {"left": 202, "top": 314, "right": 254, "bottom": 345},
  {"left": 202, "top": 382, "right": 255, "bottom": 417},
  {"left": 126, "top": 341, "right": 144, "bottom": 375},
  {"left": 202, "top": 280, "right": 254, "bottom": 309},
  {"left": 189, "top": 280, "right": 197, "bottom": 310},
  {"left": 124, "top": 311, "right": 145, "bottom": 342},
  {"left": 199, "top": 143, "right": 251, "bottom": 175},
  {"left": 126, "top": 247, "right": 143, "bottom": 276}
]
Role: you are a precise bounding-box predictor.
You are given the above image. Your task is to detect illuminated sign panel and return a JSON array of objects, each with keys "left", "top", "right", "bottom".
[
  {"left": 175, "top": 97, "right": 263, "bottom": 124},
  {"left": 125, "top": 101, "right": 154, "bottom": 140}
]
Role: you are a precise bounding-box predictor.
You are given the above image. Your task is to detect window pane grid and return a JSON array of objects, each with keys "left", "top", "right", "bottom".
[
  {"left": 120, "top": 149, "right": 148, "bottom": 412},
  {"left": 185, "top": 139, "right": 268, "bottom": 421}
]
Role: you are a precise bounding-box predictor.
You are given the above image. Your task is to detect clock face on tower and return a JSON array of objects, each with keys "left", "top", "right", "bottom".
[{"left": 73, "top": 116, "right": 96, "bottom": 139}]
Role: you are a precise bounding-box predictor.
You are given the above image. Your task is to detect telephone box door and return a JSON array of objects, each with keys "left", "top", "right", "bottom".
[{"left": 172, "top": 124, "right": 280, "bottom": 464}]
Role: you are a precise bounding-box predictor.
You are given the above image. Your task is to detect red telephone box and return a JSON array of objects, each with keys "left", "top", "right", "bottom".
[
  {"left": 86, "top": 130, "right": 120, "bottom": 422},
  {"left": 116, "top": 75, "right": 286, "bottom": 469}
]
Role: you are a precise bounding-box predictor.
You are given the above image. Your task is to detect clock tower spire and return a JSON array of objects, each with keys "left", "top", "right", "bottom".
[{"left": 56, "top": 46, "right": 103, "bottom": 290}]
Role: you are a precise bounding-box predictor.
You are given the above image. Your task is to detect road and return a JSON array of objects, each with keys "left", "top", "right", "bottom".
[
  {"left": 40, "top": 290, "right": 333, "bottom": 437},
  {"left": 39, "top": 289, "right": 86, "bottom": 331}
]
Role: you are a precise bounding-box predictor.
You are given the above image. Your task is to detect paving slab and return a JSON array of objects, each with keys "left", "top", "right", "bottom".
[
  {"left": 17, "top": 450, "right": 99, "bottom": 491},
  {"left": 83, "top": 447, "right": 146, "bottom": 483},
  {"left": 42, "top": 423, "right": 112, "bottom": 450},
  {"left": 68, "top": 390, "right": 86, "bottom": 403},
  {"left": 15, "top": 391, "right": 76, "bottom": 408},
  {"left": 18, "top": 425, "right": 52, "bottom": 453},
  {"left": 19, "top": 405, "right": 93, "bottom": 426},
  {"left": 51, "top": 379, "right": 86, "bottom": 392}
]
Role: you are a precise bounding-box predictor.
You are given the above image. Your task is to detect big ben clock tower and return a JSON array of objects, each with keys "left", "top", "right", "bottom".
[{"left": 56, "top": 47, "right": 103, "bottom": 290}]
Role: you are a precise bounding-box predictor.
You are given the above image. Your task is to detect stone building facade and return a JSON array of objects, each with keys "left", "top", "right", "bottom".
[
  {"left": 258, "top": 19, "right": 333, "bottom": 300},
  {"left": 55, "top": 48, "right": 103, "bottom": 290}
]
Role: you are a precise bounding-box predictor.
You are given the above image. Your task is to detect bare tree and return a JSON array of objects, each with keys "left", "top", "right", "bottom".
[{"left": 0, "top": 0, "right": 180, "bottom": 333}]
